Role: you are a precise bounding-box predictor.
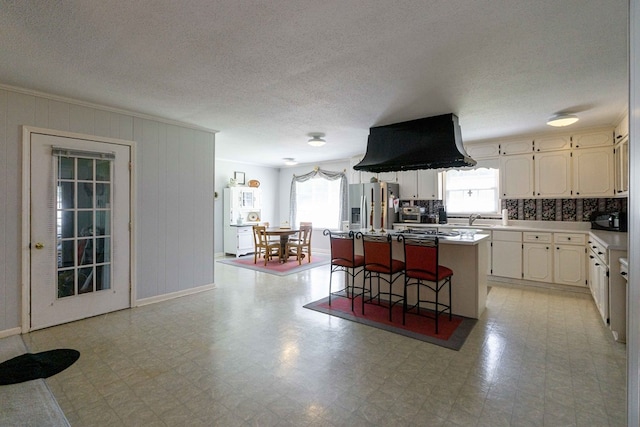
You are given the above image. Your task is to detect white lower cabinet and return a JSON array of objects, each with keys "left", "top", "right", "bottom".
[
  {"left": 492, "top": 231, "right": 522, "bottom": 278},
  {"left": 224, "top": 225, "right": 254, "bottom": 257},
  {"left": 491, "top": 231, "right": 587, "bottom": 288},
  {"left": 588, "top": 250, "right": 608, "bottom": 324},
  {"left": 523, "top": 232, "right": 553, "bottom": 282},
  {"left": 553, "top": 233, "right": 587, "bottom": 287}
]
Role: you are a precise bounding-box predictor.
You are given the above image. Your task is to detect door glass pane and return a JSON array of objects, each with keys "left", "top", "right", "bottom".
[
  {"left": 58, "top": 157, "right": 74, "bottom": 179},
  {"left": 57, "top": 270, "right": 75, "bottom": 298},
  {"left": 56, "top": 154, "right": 112, "bottom": 300},
  {"left": 78, "top": 182, "right": 94, "bottom": 209},
  {"left": 78, "top": 267, "right": 94, "bottom": 293},
  {"left": 58, "top": 182, "right": 74, "bottom": 209},
  {"left": 96, "top": 183, "right": 110, "bottom": 208},
  {"left": 77, "top": 158, "right": 93, "bottom": 180},
  {"left": 96, "top": 265, "right": 110, "bottom": 291},
  {"left": 96, "top": 160, "right": 110, "bottom": 181},
  {"left": 78, "top": 239, "right": 93, "bottom": 265},
  {"left": 58, "top": 240, "right": 75, "bottom": 268},
  {"left": 96, "top": 237, "right": 110, "bottom": 263},
  {"left": 77, "top": 211, "right": 94, "bottom": 237},
  {"left": 59, "top": 211, "right": 74, "bottom": 239},
  {"left": 96, "top": 211, "right": 110, "bottom": 235}
]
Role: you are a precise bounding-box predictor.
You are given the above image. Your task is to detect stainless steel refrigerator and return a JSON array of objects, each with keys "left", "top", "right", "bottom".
[{"left": 349, "top": 182, "right": 399, "bottom": 231}]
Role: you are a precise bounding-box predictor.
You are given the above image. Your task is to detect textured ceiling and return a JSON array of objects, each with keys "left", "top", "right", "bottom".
[{"left": 0, "top": 1, "right": 628, "bottom": 167}]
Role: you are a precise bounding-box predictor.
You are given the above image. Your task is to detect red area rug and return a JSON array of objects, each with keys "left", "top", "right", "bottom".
[
  {"left": 304, "top": 295, "right": 476, "bottom": 350},
  {"left": 217, "top": 254, "right": 330, "bottom": 276}
]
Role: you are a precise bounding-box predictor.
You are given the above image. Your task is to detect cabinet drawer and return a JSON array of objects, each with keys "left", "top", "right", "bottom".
[
  {"left": 553, "top": 233, "right": 585, "bottom": 245},
  {"left": 493, "top": 230, "right": 522, "bottom": 242},
  {"left": 587, "top": 239, "right": 608, "bottom": 265},
  {"left": 237, "top": 226, "right": 253, "bottom": 235},
  {"left": 523, "top": 232, "right": 552, "bottom": 243}
]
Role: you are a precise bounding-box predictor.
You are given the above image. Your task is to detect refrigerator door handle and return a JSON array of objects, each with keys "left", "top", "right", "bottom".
[{"left": 361, "top": 195, "right": 367, "bottom": 229}]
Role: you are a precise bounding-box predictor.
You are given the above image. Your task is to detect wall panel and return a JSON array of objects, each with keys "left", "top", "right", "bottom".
[{"left": 0, "top": 87, "right": 215, "bottom": 332}]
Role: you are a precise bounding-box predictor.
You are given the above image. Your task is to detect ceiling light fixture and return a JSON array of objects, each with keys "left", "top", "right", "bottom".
[
  {"left": 308, "top": 133, "right": 326, "bottom": 147},
  {"left": 546, "top": 113, "right": 579, "bottom": 127},
  {"left": 283, "top": 158, "right": 298, "bottom": 166}
]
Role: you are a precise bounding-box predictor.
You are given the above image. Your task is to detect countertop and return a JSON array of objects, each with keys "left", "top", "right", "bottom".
[
  {"left": 589, "top": 229, "right": 628, "bottom": 251},
  {"left": 363, "top": 230, "right": 490, "bottom": 246},
  {"left": 394, "top": 221, "right": 628, "bottom": 250}
]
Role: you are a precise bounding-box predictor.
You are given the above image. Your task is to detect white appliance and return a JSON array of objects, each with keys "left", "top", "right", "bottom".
[{"left": 349, "top": 182, "right": 399, "bottom": 230}]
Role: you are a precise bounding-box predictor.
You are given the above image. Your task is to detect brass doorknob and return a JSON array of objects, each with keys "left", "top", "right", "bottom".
[{"left": 34, "top": 243, "right": 44, "bottom": 249}]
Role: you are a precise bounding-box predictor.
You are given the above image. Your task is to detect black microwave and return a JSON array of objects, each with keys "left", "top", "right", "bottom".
[{"left": 590, "top": 211, "right": 627, "bottom": 232}]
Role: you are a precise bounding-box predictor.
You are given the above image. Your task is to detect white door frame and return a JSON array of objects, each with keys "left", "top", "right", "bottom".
[{"left": 21, "top": 126, "right": 137, "bottom": 333}]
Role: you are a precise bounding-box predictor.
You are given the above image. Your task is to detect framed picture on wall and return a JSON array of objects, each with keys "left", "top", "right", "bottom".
[{"left": 234, "top": 171, "right": 245, "bottom": 185}]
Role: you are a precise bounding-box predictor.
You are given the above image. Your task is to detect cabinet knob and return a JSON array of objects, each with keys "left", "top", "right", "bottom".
[
  {"left": 621, "top": 271, "right": 628, "bottom": 276},
  {"left": 595, "top": 263, "right": 600, "bottom": 266},
  {"left": 567, "top": 237, "right": 571, "bottom": 240}
]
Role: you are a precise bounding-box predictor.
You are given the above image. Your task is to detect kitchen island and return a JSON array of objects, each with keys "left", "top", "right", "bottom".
[{"left": 350, "top": 230, "right": 490, "bottom": 319}]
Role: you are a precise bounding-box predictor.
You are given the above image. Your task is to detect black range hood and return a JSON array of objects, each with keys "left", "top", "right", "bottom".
[{"left": 353, "top": 113, "right": 477, "bottom": 173}]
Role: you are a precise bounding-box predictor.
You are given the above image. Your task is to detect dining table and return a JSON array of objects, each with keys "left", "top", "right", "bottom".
[{"left": 264, "top": 227, "right": 300, "bottom": 262}]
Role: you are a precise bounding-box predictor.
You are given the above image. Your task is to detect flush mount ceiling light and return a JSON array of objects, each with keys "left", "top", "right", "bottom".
[
  {"left": 546, "top": 113, "right": 579, "bottom": 127},
  {"left": 307, "top": 133, "right": 326, "bottom": 147},
  {"left": 283, "top": 157, "right": 298, "bottom": 166}
]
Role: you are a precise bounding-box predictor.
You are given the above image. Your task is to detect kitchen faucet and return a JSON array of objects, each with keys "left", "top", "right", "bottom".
[{"left": 468, "top": 213, "right": 481, "bottom": 226}]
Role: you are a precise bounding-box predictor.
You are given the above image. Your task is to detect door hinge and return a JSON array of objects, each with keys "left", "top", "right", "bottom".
[
  {"left": 606, "top": 270, "right": 610, "bottom": 278},
  {"left": 129, "top": 162, "right": 132, "bottom": 171},
  {"left": 128, "top": 222, "right": 132, "bottom": 231}
]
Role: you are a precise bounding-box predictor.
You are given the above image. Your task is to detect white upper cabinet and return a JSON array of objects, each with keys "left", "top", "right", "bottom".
[
  {"left": 417, "top": 169, "right": 439, "bottom": 199},
  {"left": 465, "top": 142, "right": 500, "bottom": 159},
  {"left": 572, "top": 146, "right": 615, "bottom": 197},
  {"left": 397, "top": 170, "right": 418, "bottom": 199},
  {"left": 572, "top": 129, "right": 613, "bottom": 149},
  {"left": 534, "top": 151, "right": 572, "bottom": 197},
  {"left": 499, "top": 139, "right": 533, "bottom": 156},
  {"left": 615, "top": 136, "right": 629, "bottom": 195},
  {"left": 615, "top": 112, "right": 629, "bottom": 141},
  {"left": 534, "top": 134, "right": 571, "bottom": 152},
  {"left": 397, "top": 170, "right": 439, "bottom": 199},
  {"left": 377, "top": 171, "right": 397, "bottom": 183},
  {"left": 500, "top": 154, "right": 534, "bottom": 198}
]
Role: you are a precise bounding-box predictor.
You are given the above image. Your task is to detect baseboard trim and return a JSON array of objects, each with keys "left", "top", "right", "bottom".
[
  {"left": 134, "top": 283, "right": 216, "bottom": 307},
  {"left": 0, "top": 327, "right": 22, "bottom": 339},
  {"left": 489, "top": 276, "right": 590, "bottom": 294}
]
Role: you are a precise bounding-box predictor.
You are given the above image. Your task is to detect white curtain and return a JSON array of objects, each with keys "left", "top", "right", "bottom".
[{"left": 289, "top": 167, "right": 348, "bottom": 227}]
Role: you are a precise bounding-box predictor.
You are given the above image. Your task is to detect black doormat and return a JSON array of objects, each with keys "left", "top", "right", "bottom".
[{"left": 0, "top": 349, "right": 80, "bottom": 385}]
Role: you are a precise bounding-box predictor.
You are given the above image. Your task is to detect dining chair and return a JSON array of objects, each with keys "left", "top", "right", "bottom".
[
  {"left": 359, "top": 232, "right": 405, "bottom": 320},
  {"left": 399, "top": 234, "right": 453, "bottom": 333},
  {"left": 324, "top": 230, "right": 366, "bottom": 311},
  {"left": 286, "top": 224, "right": 312, "bottom": 264},
  {"left": 252, "top": 225, "right": 281, "bottom": 265}
]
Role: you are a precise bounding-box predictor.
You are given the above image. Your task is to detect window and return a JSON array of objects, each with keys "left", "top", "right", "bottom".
[
  {"left": 443, "top": 168, "right": 500, "bottom": 214},
  {"left": 295, "top": 177, "right": 341, "bottom": 229}
]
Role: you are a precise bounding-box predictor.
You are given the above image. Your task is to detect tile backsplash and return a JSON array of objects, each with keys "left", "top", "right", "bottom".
[
  {"left": 401, "top": 198, "right": 627, "bottom": 222},
  {"left": 503, "top": 198, "right": 627, "bottom": 221}
]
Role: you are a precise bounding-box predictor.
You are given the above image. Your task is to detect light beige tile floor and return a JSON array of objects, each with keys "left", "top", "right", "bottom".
[{"left": 22, "top": 260, "right": 626, "bottom": 426}]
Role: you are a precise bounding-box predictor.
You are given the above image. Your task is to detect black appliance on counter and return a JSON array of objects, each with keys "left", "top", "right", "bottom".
[
  {"left": 438, "top": 207, "right": 447, "bottom": 224},
  {"left": 590, "top": 211, "right": 627, "bottom": 232}
]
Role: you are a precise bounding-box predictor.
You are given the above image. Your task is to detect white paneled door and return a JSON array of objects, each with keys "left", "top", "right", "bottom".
[{"left": 29, "top": 132, "right": 131, "bottom": 330}]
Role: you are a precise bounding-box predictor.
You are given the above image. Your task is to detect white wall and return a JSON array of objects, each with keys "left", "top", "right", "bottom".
[
  {"left": 214, "top": 160, "right": 280, "bottom": 255},
  {"left": 0, "top": 87, "right": 215, "bottom": 331}
]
